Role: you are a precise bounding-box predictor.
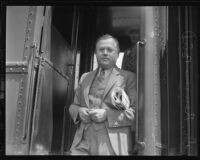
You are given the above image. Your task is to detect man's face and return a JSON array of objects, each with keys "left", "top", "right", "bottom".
[{"left": 95, "top": 38, "right": 119, "bottom": 69}]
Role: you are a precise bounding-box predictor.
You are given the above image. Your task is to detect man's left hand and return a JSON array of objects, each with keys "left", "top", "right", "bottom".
[{"left": 88, "top": 109, "right": 107, "bottom": 123}]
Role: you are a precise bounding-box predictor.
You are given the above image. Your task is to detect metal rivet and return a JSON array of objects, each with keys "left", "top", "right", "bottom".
[
  {"left": 18, "top": 107, "right": 21, "bottom": 112},
  {"left": 28, "top": 20, "right": 32, "bottom": 24},
  {"left": 22, "top": 68, "right": 25, "bottom": 71},
  {"left": 17, "top": 110, "right": 21, "bottom": 114},
  {"left": 29, "top": 12, "right": 34, "bottom": 16},
  {"left": 18, "top": 101, "right": 22, "bottom": 106},
  {"left": 27, "top": 28, "right": 31, "bottom": 33}
]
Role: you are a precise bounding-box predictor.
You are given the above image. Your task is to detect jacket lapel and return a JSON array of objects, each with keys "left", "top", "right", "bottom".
[
  {"left": 83, "top": 68, "right": 99, "bottom": 107},
  {"left": 102, "top": 66, "right": 120, "bottom": 100}
]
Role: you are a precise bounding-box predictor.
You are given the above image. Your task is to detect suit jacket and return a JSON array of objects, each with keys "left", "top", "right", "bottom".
[{"left": 69, "top": 66, "right": 137, "bottom": 155}]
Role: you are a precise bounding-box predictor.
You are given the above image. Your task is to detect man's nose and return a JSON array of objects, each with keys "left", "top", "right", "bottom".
[{"left": 102, "top": 49, "right": 108, "bottom": 55}]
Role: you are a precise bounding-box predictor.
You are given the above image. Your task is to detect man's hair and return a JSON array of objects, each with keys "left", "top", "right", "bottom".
[{"left": 95, "top": 34, "right": 120, "bottom": 53}]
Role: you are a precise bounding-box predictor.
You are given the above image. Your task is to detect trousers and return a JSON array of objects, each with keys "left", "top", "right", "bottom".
[{"left": 70, "top": 123, "right": 115, "bottom": 155}]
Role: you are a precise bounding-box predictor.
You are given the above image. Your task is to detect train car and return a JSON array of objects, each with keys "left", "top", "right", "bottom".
[{"left": 4, "top": 6, "right": 199, "bottom": 155}]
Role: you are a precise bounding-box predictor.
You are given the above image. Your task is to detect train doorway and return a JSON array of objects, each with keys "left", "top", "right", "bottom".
[
  {"left": 55, "top": 6, "right": 199, "bottom": 155},
  {"left": 61, "top": 6, "right": 168, "bottom": 155}
]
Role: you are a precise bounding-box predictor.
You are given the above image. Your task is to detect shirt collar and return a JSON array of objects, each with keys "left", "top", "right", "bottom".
[{"left": 98, "top": 67, "right": 113, "bottom": 78}]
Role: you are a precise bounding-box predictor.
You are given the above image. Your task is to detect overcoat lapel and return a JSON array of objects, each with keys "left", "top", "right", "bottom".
[
  {"left": 102, "top": 67, "right": 120, "bottom": 100},
  {"left": 83, "top": 68, "right": 99, "bottom": 107}
]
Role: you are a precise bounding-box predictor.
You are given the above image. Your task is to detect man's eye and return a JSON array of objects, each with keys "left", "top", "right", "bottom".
[
  {"left": 99, "top": 48, "right": 104, "bottom": 52},
  {"left": 107, "top": 48, "right": 113, "bottom": 52},
  {"left": 99, "top": 48, "right": 114, "bottom": 53}
]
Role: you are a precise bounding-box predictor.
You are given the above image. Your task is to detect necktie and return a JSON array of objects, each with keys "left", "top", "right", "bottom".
[{"left": 98, "top": 69, "right": 105, "bottom": 82}]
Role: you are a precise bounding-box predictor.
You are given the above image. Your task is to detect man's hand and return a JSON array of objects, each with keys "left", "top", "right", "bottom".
[
  {"left": 88, "top": 108, "right": 107, "bottom": 123},
  {"left": 78, "top": 108, "right": 91, "bottom": 123}
]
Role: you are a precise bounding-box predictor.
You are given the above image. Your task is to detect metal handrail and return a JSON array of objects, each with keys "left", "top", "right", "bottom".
[{"left": 135, "top": 39, "right": 146, "bottom": 152}]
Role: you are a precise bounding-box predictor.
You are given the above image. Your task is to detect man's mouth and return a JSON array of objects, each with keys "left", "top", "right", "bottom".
[{"left": 102, "top": 58, "right": 109, "bottom": 61}]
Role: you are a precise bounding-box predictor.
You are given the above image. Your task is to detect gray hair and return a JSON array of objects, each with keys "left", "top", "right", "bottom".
[{"left": 95, "top": 34, "right": 120, "bottom": 53}]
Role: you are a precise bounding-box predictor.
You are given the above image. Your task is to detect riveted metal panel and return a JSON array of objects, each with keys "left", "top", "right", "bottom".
[
  {"left": 6, "top": 6, "right": 45, "bottom": 155},
  {"left": 137, "top": 7, "right": 168, "bottom": 155},
  {"left": 6, "top": 73, "right": 28, "bottom": 154},
  {"left": 6, "top": 6, "right": 30, "bottom": 61},
  {"left": 6, "top": 6, "right": 43, "bottom": 62},
  {"left": 29, "top": 6, "right": 53, "bottom": 155},
  {"left": 22, "top": 6, "right": 38, "bottom": 62},
  {"left": 6, "top": 61, "right": 28, "bottom": 73},
  {"left": 29, "top": 56, "right": 70, "bottom": 155},
  {"left": 29, "top": 59, "right": 53, "bottom": 155}
]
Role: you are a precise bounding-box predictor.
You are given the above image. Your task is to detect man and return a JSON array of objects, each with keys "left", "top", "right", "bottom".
[
  {"left": 122, "top": 28, "right": 140, "bottom": 73},
  {"left": 69, "top": 34, "right": 137, "bottom": 155}
]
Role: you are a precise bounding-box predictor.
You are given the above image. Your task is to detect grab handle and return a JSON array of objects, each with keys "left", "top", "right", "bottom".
[{"left": 135, "top": 39, "right": 146, "bottom": 152}]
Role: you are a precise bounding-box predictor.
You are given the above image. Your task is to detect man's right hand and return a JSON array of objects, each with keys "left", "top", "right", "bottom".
[{"left": 78, "top": 108, "right": 91, "bottom": 123}]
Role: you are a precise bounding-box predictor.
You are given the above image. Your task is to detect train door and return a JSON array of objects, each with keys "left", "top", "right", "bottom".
[
  {"left": 6, "top": 6, "right": 46, "bottom": 154},
  {"left": 6, "top": 6, "right": 79, "bottom": 155},
  {"left": 27, "top": 6, "right": 79, "bottom": 155}
]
